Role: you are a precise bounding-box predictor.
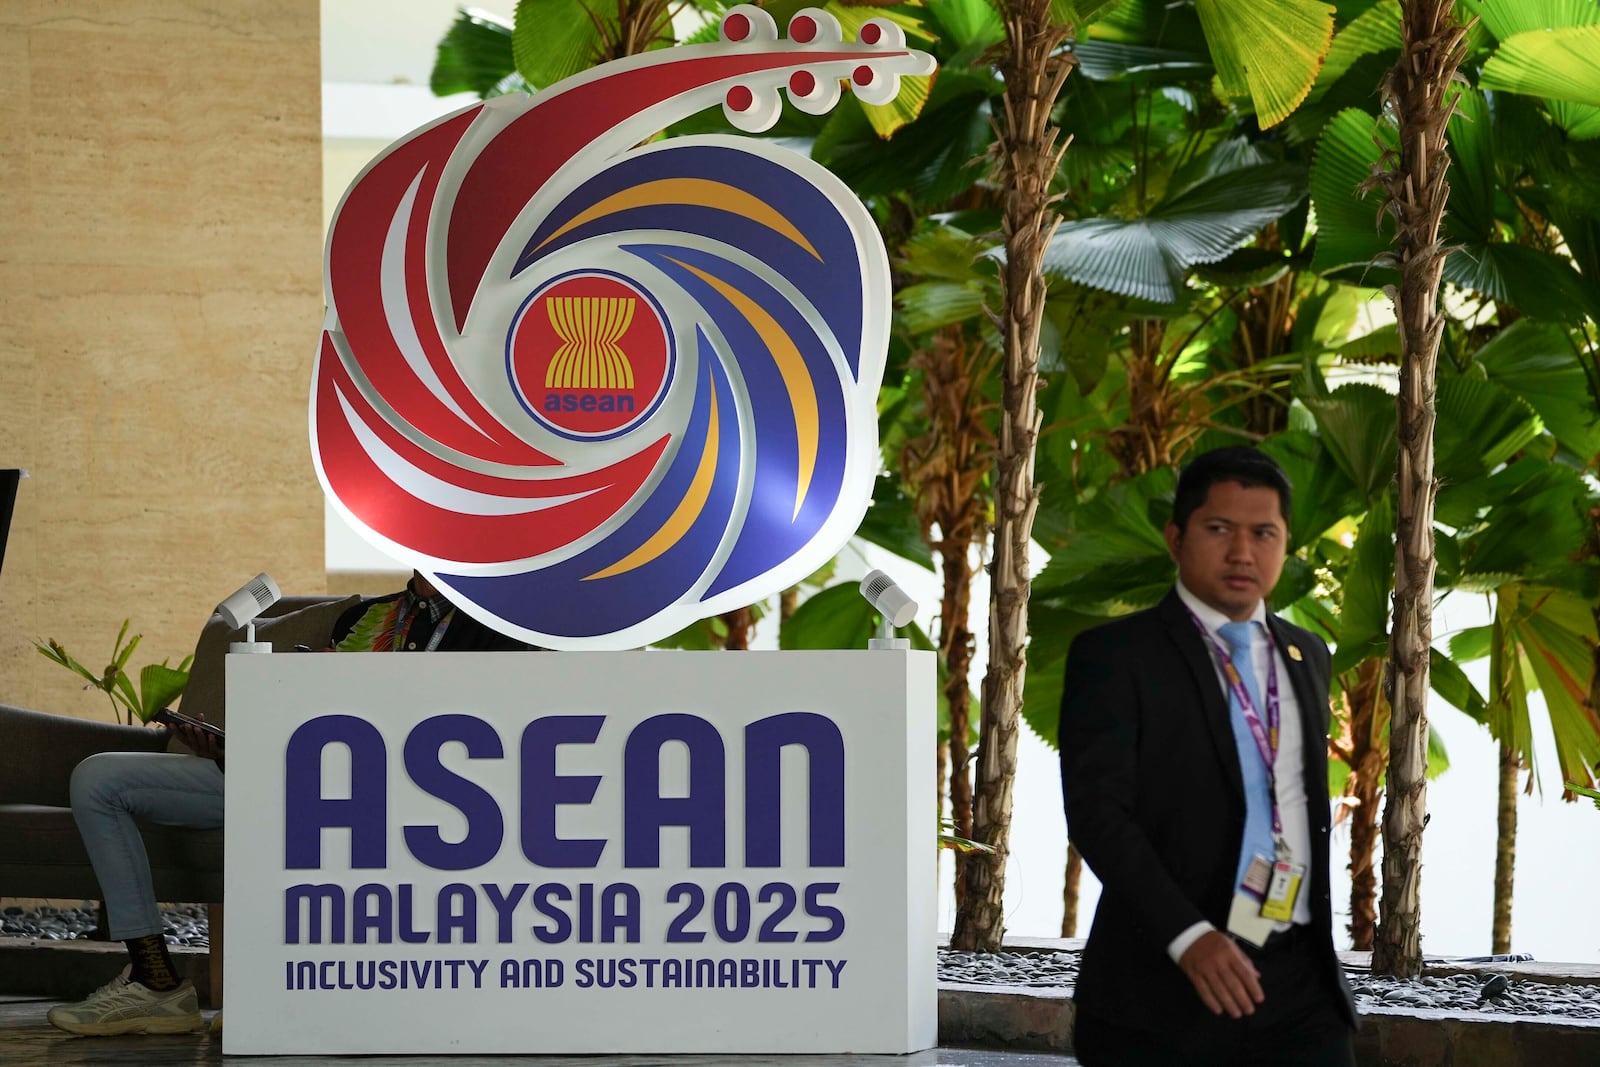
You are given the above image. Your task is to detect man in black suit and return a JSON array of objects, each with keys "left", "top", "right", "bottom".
[{"left": 1059, "top": 446, "right": 1357, "bottom": 1066}]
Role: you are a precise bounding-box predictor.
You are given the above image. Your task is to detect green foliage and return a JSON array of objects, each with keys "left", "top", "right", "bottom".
[
  {"left": 895, "top": 223, "right": 999, "bottom": 334},
  {"left": 1299, "top": 383, "right": 1396, "bottom": 504},
  {"left": 939, "top": 817, "right": 997, "bottom": 853},
  {"left": 431, "top": 7, "right": 516, "bottom": 98},
  {"left": 779, "top": 581, "right": 933, "bottom": 653},
  {"left": 1041, "top": 164, "right": 1308, "bottom": 303},
  {"left": 1429, "top": 648, "right": 1489, "bottom": 722},
  {"left": 513, "top": 0, "right": 639, "bottom": 90},
  {"left": 1443, "top": 87, "right": 1497, "bottom": 242},
  {"left": 857, "top": 480, "right": 937, "bottom": 571},
  {"left": 1470, "top": 0, "right": 1600, "bottom": 137},
  {"left": 1308, "top": 0, "right": 1399, "bottom": 105},
  {"left": 1472, "top": 321, "right": 1600, "bottom": 460},
  {"left": 1442, "top": 243, "right": 1600, "bottom": 326},
  {"left": 1465, "top": 0, "right": 1600, "bottom": 40},
  {"left": 427, "top": 0, "right": 1600, "bottom": 875},
  {"left": 1330, "top": 488, "right": 1393, "bottom": 674},
  {"left": 1020, "top": 602, "right": 1114, "bottom": 750},
  {"left": 1258, "top": 428, "right": 1361, "bottom": 550},
  {"left": 813, "top": 69, "right": 996, "bottom": 206},
  {"left": 1308, "top": 108, "right": 1396, "bottom": 277},
  {"left": 821, "top": 4, "right": 937, "bottom": 137},
  {"left": 1474, "top": 586, "right": 1600, "bottom": 794},
  {"left": 1481, "top": 25, "right": 1600, "bottom": 109},
  {"left": 1327, "top": 721, "right": 1455, "bottom": 795},
  {"left": 1194, "top": 0, "right": 1335, "bottom": 128},
  {"left": 1032, "top": 467, "right": 1175, "bottom": 616},
  {"left": 1069, "top": 39, "right": 1210, "bottom": 84},
  {"left": 927, "top": 0, "right": 1006, "bottom": 62},
  {"left": 648, "top": 597, "right": 773, "bottom": 650},
  {"left": 34, "top": 622, "right": 194, "bottom": 726},
  {"left": 1458, "top": 464, "right": 1596, "bottom": 591},
  {"left": 1433, "top": 378, "right": 1545, "bottom": 484},
  {"left": 778, "top": 581, "right": 960, "bottom": 740}
]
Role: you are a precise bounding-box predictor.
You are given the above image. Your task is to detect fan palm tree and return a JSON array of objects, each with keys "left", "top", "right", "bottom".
[{"left": 1306, "top": 0, "right": 1600, "bottom": 960}]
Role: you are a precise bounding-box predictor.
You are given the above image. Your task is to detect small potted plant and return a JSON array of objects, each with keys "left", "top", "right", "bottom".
[{"left": 34, "top": 621, "right": 193, "bottom": 726}]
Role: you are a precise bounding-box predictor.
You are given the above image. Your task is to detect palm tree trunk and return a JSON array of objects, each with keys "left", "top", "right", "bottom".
[
  {"left": 1491, "top": 740, "right": 1519, "bottom": 954},
  {"left": 1591, "top": 504, "right": 1600, "bottom": 768},
  {"left": 902, "top": 327, "right": 993, "bottom": 909},
  {"left": 1348, "top": 757, "right": 1383, "bottom": 951},
  {"left": 601, "top": 0, "right": 672, "bottom": 60},
  {"left": 950, "top": 0, "right": 1072, "bottom": 952},
  {"left": 1370, "top": 0, "right": 1468, "bottom": 979},
  {"left": 719, "top": 607, "right": 752, "bottom": 650},
  {"left": 943, "top": 537, "right": 978, "bottom": 905},
  {"left": 936, "top": 737, "right": 950, "bottom": 847},
  {"left": 1060, "top": 842, "right": 1082, "bottom": 938},
  {"left": 1345, "top": 658, "right": 1386, "bottom": 951},
  {"left": 1235, "top": 226, "right": 1297, "bottom": 437},
  {"left": 1107, "top": 319, "right": 1176, "bottom": 476}
]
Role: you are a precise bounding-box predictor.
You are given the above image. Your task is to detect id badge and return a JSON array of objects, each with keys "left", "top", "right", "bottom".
[
  {"left": 1227, "top": 891, "right": 1275, "bottom": 946},
  {"left": 1258, "top": 860, "right": 1305, "bottom": 922},
  {"left": 1240, "top": 853, "right": 1274, "bottom": 900}
]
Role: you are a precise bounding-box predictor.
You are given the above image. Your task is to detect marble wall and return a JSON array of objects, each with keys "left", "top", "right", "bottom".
[{"left": 0, "top": 1, "right": 326, "bottom": 716}]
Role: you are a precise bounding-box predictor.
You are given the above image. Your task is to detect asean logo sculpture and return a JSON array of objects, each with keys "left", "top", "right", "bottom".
[{"left": 312, "top": 6, "right": 934, "bottom": 648}]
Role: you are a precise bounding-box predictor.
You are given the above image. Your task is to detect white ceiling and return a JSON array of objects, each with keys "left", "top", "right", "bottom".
[
  {"left": 322, "top": 0, "right": 517, "bottom": 87},
  {"left": 322, "top": 1, "right": 518, "bottom": 141}
]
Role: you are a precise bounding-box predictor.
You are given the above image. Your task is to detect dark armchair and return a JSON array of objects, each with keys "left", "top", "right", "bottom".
[{"left": 0, "top": 592, "right": 355, "bottom": 1003}]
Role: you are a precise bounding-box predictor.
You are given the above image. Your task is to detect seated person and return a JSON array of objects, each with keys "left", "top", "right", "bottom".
[{"left": 47, "top": 573, "right": 533, "bottom": 1036}]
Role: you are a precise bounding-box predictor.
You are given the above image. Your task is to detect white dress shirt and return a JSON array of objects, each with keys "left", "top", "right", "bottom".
[{"left": 1166, "top": 582, "right": 1315, "bottom": 963}]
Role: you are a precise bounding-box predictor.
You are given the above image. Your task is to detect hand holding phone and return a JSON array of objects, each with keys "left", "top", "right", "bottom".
[
  {"left": 153, "top": 708, "right": 224, "bottom": 740},
  {"left": 152, "top": 710, "right": 223, "bottom": 763},
  {"left": 153, "top": 709, "right": 225, "bottom": 765}
]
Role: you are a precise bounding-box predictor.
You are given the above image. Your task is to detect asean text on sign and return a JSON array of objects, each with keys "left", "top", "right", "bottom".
[{"left": 223, "top": 650, "right": 936, "bottom": 1055}]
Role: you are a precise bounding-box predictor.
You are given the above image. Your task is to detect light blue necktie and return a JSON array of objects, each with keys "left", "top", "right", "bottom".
[{"left": 1218, "top": 621, "right": 1276, "bottom": 890}]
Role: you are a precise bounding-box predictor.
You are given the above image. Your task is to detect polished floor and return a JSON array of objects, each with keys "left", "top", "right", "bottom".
[{"left": 0, "top": 995, "right": 1078, "bottom": 1066}]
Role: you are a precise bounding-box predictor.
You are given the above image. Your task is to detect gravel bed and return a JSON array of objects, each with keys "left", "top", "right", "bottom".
[
  {"left": 0, "top": 903, "right": 209, "bottom": 946},
  {"left": 6, "top": 907, "right": 1596, "bottom": 1022},
  {"left": 940, "top": 948, "right": 1600, "bottom": 1022}
]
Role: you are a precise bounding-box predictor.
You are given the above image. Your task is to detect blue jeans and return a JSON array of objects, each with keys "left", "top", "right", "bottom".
[{"left": 69, "top": 752, "right": 225, "bottom": 940}]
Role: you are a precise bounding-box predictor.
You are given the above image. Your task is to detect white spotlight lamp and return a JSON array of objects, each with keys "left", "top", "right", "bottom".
[
  {"left": 859, "top": 569, "right": 918, "bottom": 650},
  {"left": 219, "top": 572, "right": 282, "bottom": 654}
]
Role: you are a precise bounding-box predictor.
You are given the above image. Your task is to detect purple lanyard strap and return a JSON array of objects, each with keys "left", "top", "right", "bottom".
[
  {"left": 1186, "top": 608, "right": 1283, "bottom": 836},
  {"left": 391, "top": 598, "right": 457, "bottom": 653}
]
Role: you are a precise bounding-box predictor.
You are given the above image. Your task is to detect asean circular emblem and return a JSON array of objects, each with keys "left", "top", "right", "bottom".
[{"left": 509, "top": 272, "right": 673, "bottom": 441}]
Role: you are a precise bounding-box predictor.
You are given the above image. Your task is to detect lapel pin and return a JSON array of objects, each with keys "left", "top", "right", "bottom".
[{"left": 1288, "top": 644, "right": 1303, "bottom": 662}]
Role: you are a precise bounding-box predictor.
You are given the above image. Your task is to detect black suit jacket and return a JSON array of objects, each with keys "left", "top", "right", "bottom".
[{"left": 1058, "top": 589, "right": 1357, "bottom": 1032}]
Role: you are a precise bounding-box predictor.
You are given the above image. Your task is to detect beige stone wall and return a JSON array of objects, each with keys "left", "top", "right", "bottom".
[{"left": 0, "top": 1, "right": 326, "bottom": 719}]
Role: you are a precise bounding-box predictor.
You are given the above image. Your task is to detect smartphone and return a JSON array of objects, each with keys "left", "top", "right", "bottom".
[{"left": 152, "top": 708, "right": 225, "bottom": 742}]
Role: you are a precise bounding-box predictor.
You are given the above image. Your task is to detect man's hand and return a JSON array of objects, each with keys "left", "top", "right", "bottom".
[
  {"left": 169, "top": 715, "right": 224, "bottom": 763},
  {"left": 1178, "top": 930, "right": 1264, "bottom": 1018}
]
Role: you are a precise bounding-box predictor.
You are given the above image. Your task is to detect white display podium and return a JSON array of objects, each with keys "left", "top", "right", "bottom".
[{"left": 223, "top": 650, "right": 935, "bottom": 1055}]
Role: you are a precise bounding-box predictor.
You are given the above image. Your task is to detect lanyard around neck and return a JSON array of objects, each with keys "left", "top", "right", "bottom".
[
  {"left": 1185, "top": 607, "right": 1283, "bottom": 836},
  {"left": 391, "top": 596, "right": 456, "bottom": 652}
]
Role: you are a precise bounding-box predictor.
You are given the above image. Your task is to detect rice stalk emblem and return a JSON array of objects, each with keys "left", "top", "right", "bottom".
[{"left": 545, "top": 297, "right": 637, "bottom": 391}]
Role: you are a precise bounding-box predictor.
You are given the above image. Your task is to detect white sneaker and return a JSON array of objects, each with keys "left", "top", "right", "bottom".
[{"left": 47, "top": 966, "right": 203, "bottom": 1036}]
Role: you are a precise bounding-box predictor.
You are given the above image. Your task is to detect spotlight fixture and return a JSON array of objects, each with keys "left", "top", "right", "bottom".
[
  {"left": 218, "top": 572, "right": 282, "bottom": 654},
  {"left": 859, "top": 569, "right": 917, "bottom": 650}
]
